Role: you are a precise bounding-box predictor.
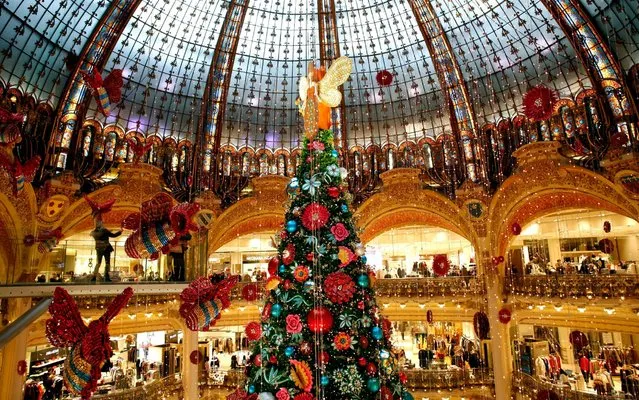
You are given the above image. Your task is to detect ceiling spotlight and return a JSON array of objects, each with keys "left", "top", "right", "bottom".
[
  {"left": 128, "top": 313, "right": 137, "bottom": 320},
  {"left": 82, "top": 317, "right": 92, "bottom": 324},
  {"left": 399, "top": 303, "right": 407, "bottom": 309},
  {"left": 239, "top": 306, "right": 246, "bottom": 312},
  {"left": 456, "top": 304, "right": 461, "bottom": 309},
  {"left": 418, "top": 303, "right": 426, "bottom": 309},
  {"left": 527, "top": 304, "right": 534, "bottom": 310},
  {"left": 537, "top": 305, "right": 546, "bottom": 311},
  {"left": 437, "top": 303, "right": 445, "bottom": 308},
  {"left": 553, "top": 305, "right": 563, "bottom": 312},
  {"left": 145, "top": 312, "right": 153, "bottom": 318},
  {"left": 577, "top": 307, "right": 586, "bottom": 313},
  {"left": 382, "top": 303, "right": 390, "bottom": 309},
  {"left": 604, "top": 308, "right": 615, "bottom": 315},
  {"left": 157, "top": 312, "right": 164, "bottom": 317}
]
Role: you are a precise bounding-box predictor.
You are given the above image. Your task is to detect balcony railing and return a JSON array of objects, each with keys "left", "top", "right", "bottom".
[
  {"left": 505, "top": 274, "right": 639, "bottom": 300},
  {"left": 230, "top": 276, "right": 484, "bottom": 302},
  {"left": 91, "top": 375, "right": 183, "bottom": 400},
  {"left": 211, "top": 368, "right": 493, "bottom": 391},
  {"left": 512, "top": 371, "right": 624, "bottom": 400}
]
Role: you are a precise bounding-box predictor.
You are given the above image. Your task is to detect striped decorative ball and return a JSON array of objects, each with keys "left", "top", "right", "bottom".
[
  {"left": 185, "top": 298, "right": 224, "bottom": 331},
  {"left": 125, "top": 222, "right": 175, "bottom": 259}
]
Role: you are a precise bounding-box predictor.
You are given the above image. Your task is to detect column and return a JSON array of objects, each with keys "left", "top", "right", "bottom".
[
  {"left": 557, "top": 327, "right": 575, "bottom": 370},
  {"left": 0, "top": 298, "right": 31, "bottom": 400},
  {"left": 181, "top": 326, "right": 199, "bottom": 400},
  {"left": 485, "top": 274, "right": 512, "bottom": 400}
]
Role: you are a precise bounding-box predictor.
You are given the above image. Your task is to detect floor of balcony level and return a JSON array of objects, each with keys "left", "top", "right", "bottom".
[{"left": 0, "top": 282, "right": 188, "bottom": 297}]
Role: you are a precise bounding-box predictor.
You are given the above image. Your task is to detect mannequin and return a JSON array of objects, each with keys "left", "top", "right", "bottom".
[{"left": 85, "top": 196, "right": 120, "bottom": 282}]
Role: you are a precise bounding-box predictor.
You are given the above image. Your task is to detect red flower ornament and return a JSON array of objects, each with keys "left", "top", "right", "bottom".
[
  {"left": 301, "top": 203, "right": 330, "bottom": 230},
  {"left": 330, "top": 223, "right": 349, "bottom": 241},
  {"left": 432, "top": 254, "right": 450, "bottom": 276},
  {"left": 245, "top": 321, "right": 262, "bottom": 341},
  {"left": 242, "top": 283, "right": 259, "bottom": 301},
  {"left": 522, "top": 85, "right": 558, "bottom": 121},
  {"left": 286, "top": 314, "right": 303, "bottom": 334},
  {"left": 293, "top": 266, "right": 310, "bottom": 282},
  {"left": 324, "top": 271, "right": 356, "bottom": 304},
  {"left": 376, "top": 70, "right": 393, "bottom": 86}
]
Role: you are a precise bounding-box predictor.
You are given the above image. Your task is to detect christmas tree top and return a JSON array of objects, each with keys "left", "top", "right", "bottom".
[{"left": 229, "top": 57, "right": 412, "bottom": 400}]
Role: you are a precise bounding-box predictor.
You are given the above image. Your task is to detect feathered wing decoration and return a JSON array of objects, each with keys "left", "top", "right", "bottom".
[
  {"left": 45, "top": 287, "right": 133, "bottom": 400},
  {"left": 126, "top": 138, "right": 153, "bottom": 162},
  {"left": 83, "top": 195, "right": 116, "bottom": 216},
  {"left": 80, "top": 68, "right": 124, "bottom": 117},
  {"left": 180, "top": 276, "right": 239, "bottom": 331},
  {"left": 0, "top": 109, "right": 41, "bottom": 195},
  {"left": 45, "top": 287, "right": 88, "bottom": 348}
]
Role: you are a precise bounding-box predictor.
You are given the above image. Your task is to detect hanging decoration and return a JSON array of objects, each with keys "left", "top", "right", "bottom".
[
  {"left": 80, "top": 68, "right": 124, "bottom": 117},
  {"left": 122, "top": 193, "right": 200, "bottom": 259},
  {"left": 375, "top": 70, "right": 393, "bottom": 86},
  {"left": 17, "top": 360, "right": 27, "bottom": 376},
  {"left": 307, "top": 307, "right": 334, "bottom": 334},
  {"left": 498, "top": 307, "right": 512, "bottom": 324},
  {"left": 432, "top": 254, "right": 450, "bottom": 276},
  {"left": 296, "top": 56, "right": 353, "bottom": 139},
  {"left": 125, "top": 138, "right": 153, "bottom": 163},
  {"left": 45, "top": 287, "right": 133, "bottom": 399},
  {"left": 536, "top": 389, "right": 560, "bottom": 400},
  {"left": 84, "top": 196, "right": 116, "bottom": 218},
  {"left": 598, "top": 238, "right": 614, "bottom": 254},
  {"left": 521, "top": 85, "right": 558, "bottom": 121},
  {"left": 511, "top": 222, "right": 522, "bottom": 236},
  {"left": 0, "top": 109, "right": 41, "bottom": 196},
  {"left": 603, "top": 221, "right": 611, "bottom": 233},
  {"left": 190, "top": 350, "right": 203, "bottom": 365},
  {"left": 473, "top": 311, "right": 490, "bottom": 340},
  {"left": 36, "top": 228, "right": 64, "bottom": 253},
  {"left": 426, "top": 310, "right": 433, "bottom": 324},
  {"left": 179, "top": 276, "right": 238, "bottom": 331},
  {"left": 242, "top": 283, "right": 260, "bottom": 301}
]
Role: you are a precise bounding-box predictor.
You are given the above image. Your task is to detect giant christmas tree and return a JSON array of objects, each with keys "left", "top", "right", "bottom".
[{"left": 230, "top": 57, "right": 412, "bottom": 400}]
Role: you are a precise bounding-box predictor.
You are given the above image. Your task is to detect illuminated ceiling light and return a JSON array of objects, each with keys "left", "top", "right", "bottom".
[
  {"left": 553, "top": 305, "right": 563, "bottom": 312},
  {"left": 456, "top": 304, "right": 461, "bottom": 309},
  {"left": 527, "top": 304, "right": 534, "bottom": 310},
  {"left": 399, "top": 303, "right": 406, "bottom": 309},
  {"left": 382, "top": 303, "right": 390, "bottom": 309},
  {"left": 157, "top": 312, "right": 164, "bottom": 317},
  {"left": 536, "top": 305, "right": 545, "bottom": 310},
  {"left": 604, "top": 308, "right": 615, "bottom": 315},
  {"left": 128, "top": 313, "right": 137, "bottom": 320},
  {"left": 418, "top": 303, "right": 426, "bottom": 309},
  {"left": 82, "top": 317, "right": 92, "bottom": 324},
  {"left": 577, "top": 307, "right": 586, "bottom": 313},
  {"left": 145, "top": 312, "right": 153, "bottom": 318},
  {"left": 239, "top": 306, "right": 246, "bottom": 312},
  {"left": 437, "top": 303, "right": 445, "bottom": 308}
]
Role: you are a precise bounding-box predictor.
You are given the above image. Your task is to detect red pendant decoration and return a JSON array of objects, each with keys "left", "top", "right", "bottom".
[
  {"left": 190, "top": 350, "right": 202, "bottom": 365},
  {"left": 569, "top": 330, "right": 589, "bottom": 349},
  {"left": 511, "top": 222, "right": 522, "bottom": 236},
  {"left": 17, "top": 360, "right": 27, "bottom": 376},
  {"left": 603, "top": 221, "right": 611, "bottom": 233},
  {"left": 498, "top": 307, "right": 512, "bottom": 324},
  {"left": 376, "top": 70, "right": 393, "bottom": 86},
  {"left": 537, "top": 389, "right": 560, "bottom": 400},
  {"left": 242, "top": 283, "right": 259, "bottom": 301},
  {"left": 610, "top": 132, "right": 629, "bottom": 148},
  {"left": 245, "top": 321, "right": 262, "bottom": 341},
  {"left": 307, "top": 307, "right": 333, "bottom": 333},
  {"left": 473, "top": 311, "right": 490, "bottom": 340},
  {"left": 268, "top": 256, "right": 279, "bottom": 276},
  {"left": 598, "top": 238, "right": 614, "bottom": 254},
  {"left": 432, "top": 254, "right": 450, "bottom": 276},
  {"left": 426, "top": 310, "right": 434, "bottom": 324},
  {"left": 522, "top": 85, "right": 558, "bottom": 121}
]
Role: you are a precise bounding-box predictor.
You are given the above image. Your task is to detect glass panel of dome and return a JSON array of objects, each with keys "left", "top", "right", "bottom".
[
  {"left": 222, "top": 2, "right": 319, "bottom": 151},
  {"left": 0, "top": 1, "right": 109, "bottom": 104},
  {"left": 431, "top": 0, "right": 588, "bottom": 122},
  {"left": 91, "top": 0, "right": 227, "bottom": 140},
  {"left": 577, "top": 0, "right": 639, "bottom": 70},
  {"left": 335, "top": 0, "right": 449, "bottom": 148}
]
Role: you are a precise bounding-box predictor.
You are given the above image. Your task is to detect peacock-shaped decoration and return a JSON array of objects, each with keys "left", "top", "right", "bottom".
[
  {"left": 45, "top": 287, "right": 134, "bottom": 399},
  {"left": 179, "top": 276, "right": 239, "bottom": 331}
]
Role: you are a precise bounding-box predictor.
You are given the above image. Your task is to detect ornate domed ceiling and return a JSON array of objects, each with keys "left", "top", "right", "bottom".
[{"left": 1, "top": 0, "right": 638, "bottom": 153}]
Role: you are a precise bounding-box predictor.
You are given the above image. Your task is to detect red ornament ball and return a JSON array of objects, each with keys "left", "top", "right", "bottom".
[
  {"left": 511, "top": 222, "right": 522, "bottom": 236},
  {"left": 327, "top": 187, "right": 340, "bottom": 198},
  {"left": 320, "top": 351, "right": 330, "bottom": 365},
  {"left": 522, "top": 84, "right": 558, "bottom": 121},
  {"left": 603, "top": 221, "right": 611, "bottom": 233},
  {"left": 432, "top": 254, "right": 450, "bottom": 276},
  {"left": 242, "top": 283, "right": 259, "bottom": 301},
  {"left": 307, "top": 307, "right": 334, "bottom": 333},
  {"left": 245, "top": 321, "right": 262, "bottom": 341},
  {"left": 359, "top": 335, "right": 369, "bottom": 349},
  {"left": 269, "top": 355, "right": 278, "bottom": 364},
  {"left": 324, "top": 271, "right": 356, "bottom": 304},
  {"left": 282, "top": 243, "right": 295, "bottom": 265},
  {"left": 17, "top": 360, "right": 27, "bottom": 376},
  {"left": 498, "top": 308, "right": 512, "bottom": 324},
  {"left": 376, "top": 70, "right": 393, "bottom": 86},
  {"left": 398, "top": 372, "right": 408, "bottom": 384},
  {"left": 380, "top": 386, "right": 393, "bottom": 400},
  {"left": 366, "top": 362, "right": 378, "bottom": 376},
  {"left": 598, "top": 238, "right": 614, "bottom": 254},
  {"left": 268, "top": 257, "right": 279, "bottom": 276},
  {"left": 190, "top": 350, "right": 202, "bottom": 364},
  {"left": 253, "top": 354, "right": 262, "bottom": 367},
  {"left": 358, "top": 357, "right": 368, "bottom": 367}
]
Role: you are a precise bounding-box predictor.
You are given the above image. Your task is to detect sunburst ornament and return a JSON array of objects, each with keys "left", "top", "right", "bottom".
[
  {"left": 522, "top": 84, "right": 558, "bottom": 121},
  {"left": 297, "top": 56, "right": 352, "bottom": 140}
]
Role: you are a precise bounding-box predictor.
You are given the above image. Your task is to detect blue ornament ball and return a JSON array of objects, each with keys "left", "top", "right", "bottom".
[
  {"left": 304, "top": 280, "right": 315, "bottom": 288},
  {"left": 284, "top": 346, "right": 295, "bottom": 357},
  {"left": 271, "top": 303, "right": 282, "bottom": 318},
  {"left": 341, "top": 204, "right": 349, "bottom": 213},
  {"left": 357, "top": 274, "right": 369, "bottom": 288},
  {"left": 248, "top": 385, "right": 255, "bottom": 394},
  {"left": 367, "top": 378, "right": 380, "bottom": 392},
  {"left": 371, "top": 326, "right": 383, "bottom": 340},
  {"left": 279, "top": 265, "right": 287, "bottom": 274},
  {"left": 286, "top": 220, "right": 298, "bottom": 233},
  {"left": 402, "top": 392, "right": 414, "bottom": 400},
  {"left": 361, "top": 255, "right": 367, "bottom": 264},
  {"left": 331, "top": 149, "right": 339, "bottom": 158},
  {"left": 320, "top": 375, "right": 330, "bottom": 386}
]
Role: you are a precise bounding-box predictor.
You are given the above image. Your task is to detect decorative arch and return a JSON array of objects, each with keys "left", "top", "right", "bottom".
[
  {"left": 489, "top": 142, "right": 639, "bottom": 260},
  {"left": 356, "top": 168, "right": 477, "bottom": 246},
  {"left": 207, "top": 175, "right": 289, "bottom": 253}
]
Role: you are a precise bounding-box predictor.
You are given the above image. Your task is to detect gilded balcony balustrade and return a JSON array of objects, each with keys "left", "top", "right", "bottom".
[
  {"left": 505, "top": 274, "right": 639, "bottom": 300},
  {"left": 512, "top": 371, "right": 624, "bottom": 400}
]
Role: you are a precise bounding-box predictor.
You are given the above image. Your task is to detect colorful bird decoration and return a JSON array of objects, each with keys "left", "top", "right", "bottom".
[
  {"left": 45, "top": 287, "right": 134, "bottom": 399},
  {"left": 297, "top": 56, "right": 352, "bottom": 140},
  {"left": 80, "top": 68, "right": 124, "bottom": 117},
  {"left": 0, "top": 109, "right": 41, "bottom": 196},
  {"left": 126, "top": 137, "right": 154, "bottom": 163},
  {"left": 179, "top": 275, "right": 238, "bottom": 331},
  {"left": 83, "top": 195, "right": 116, "bottom": 218}
]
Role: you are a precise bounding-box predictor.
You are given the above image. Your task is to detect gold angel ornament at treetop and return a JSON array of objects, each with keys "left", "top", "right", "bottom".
[{"left": 296, "top": 56, "right": 353, "bottom": 140}]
